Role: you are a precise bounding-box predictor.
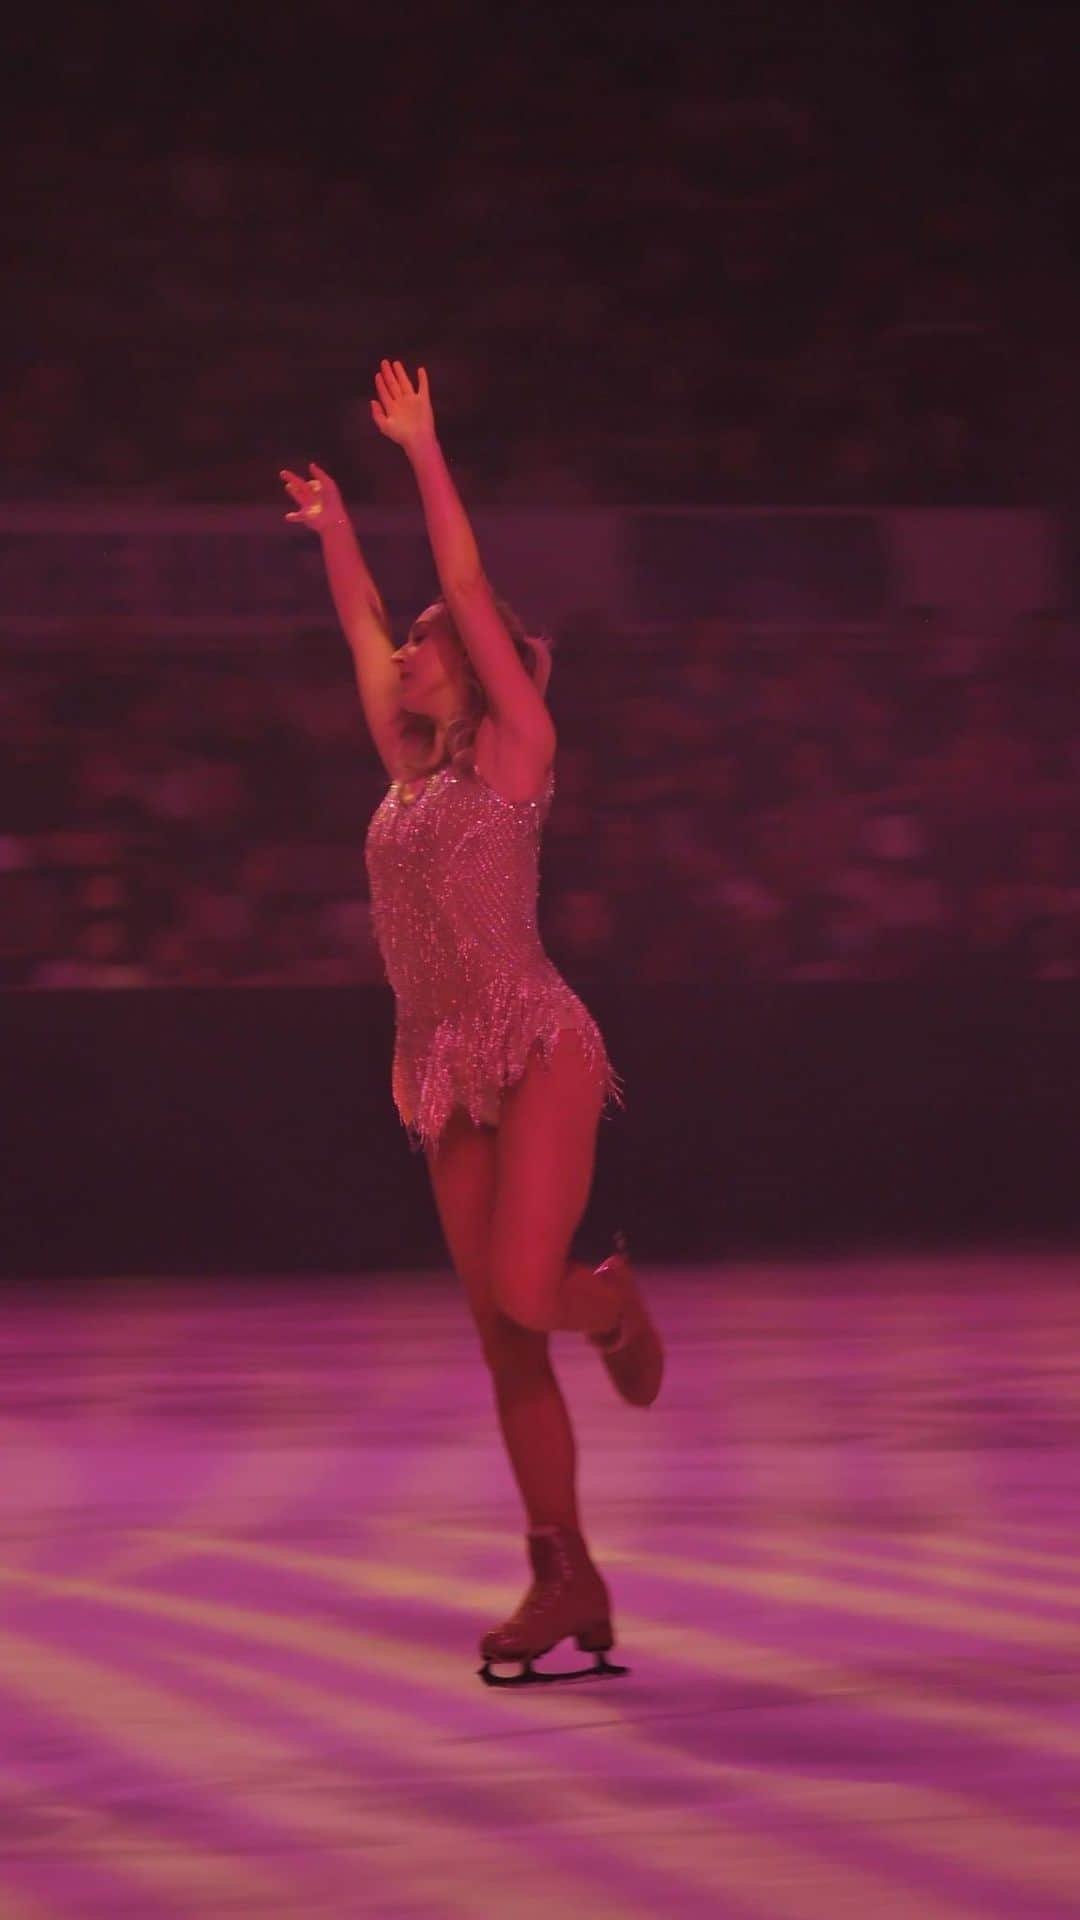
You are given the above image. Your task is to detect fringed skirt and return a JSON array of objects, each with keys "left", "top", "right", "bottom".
[{"left": 390, "top": 963, "right": 625, "bottom": 1154}]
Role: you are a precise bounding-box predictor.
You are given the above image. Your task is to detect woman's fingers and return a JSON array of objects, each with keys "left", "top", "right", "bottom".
[
  {"left": 379, "top": 357, "right": 420, "bottom": 399},
  {"left": 371, "top": 359, "right": 429, "bottom": 442},
  {"left": 281, "top": 466, "right": 326, "bottom": 520}
]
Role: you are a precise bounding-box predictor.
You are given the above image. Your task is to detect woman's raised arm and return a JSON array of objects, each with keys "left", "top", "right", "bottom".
[
  {"left": 371, "top": 360, "right": 554, "bottom": 752},
  {"left": 281, "top": 461, "right": 402, "bottom": 775}
]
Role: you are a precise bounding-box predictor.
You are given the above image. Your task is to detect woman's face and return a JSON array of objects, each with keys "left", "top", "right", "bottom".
[{"left": 394, "top": 605, "right": 466, "bottom": 712}]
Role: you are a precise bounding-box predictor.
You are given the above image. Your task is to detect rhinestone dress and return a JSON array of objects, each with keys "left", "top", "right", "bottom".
[{"left": 364, "top": 760, "right": 625, "bottom": 1153}]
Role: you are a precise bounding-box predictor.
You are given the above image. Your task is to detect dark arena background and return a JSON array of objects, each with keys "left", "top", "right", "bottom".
[{"left": 3, "top": 3, "right": 1080, "bottom": 1915}]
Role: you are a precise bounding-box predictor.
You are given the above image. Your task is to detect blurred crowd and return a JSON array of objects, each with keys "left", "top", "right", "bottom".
[
  {"left": 4, "top": 2, "right": 1080, "bottom": 507},
  {"left": 2, "top": 603, "right": 1079, "bottom": 988},
  {"left": 4, "top": 7, "right": 1078, "bottom": 987}
]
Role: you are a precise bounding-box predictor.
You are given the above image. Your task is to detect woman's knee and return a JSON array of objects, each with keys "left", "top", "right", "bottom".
[
  {"left": 489, "top": 1279, "right": 556, "bottom": 1335},
  {"left": 475, "top": 1307, "right": 551, "bottom": 1376}
]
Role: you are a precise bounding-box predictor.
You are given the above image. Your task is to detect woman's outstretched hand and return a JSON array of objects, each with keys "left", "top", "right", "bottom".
[
  {"left": 280, "top": 461, "right": 348, "bottom": 533},
  {"left": 371, "top": 359, "right": 436, "bottom": 455}
]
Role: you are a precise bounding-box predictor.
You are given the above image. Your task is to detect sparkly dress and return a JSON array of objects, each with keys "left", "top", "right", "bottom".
[{"left": 363, "top": 759, "right": 625, "bottom": 1153}]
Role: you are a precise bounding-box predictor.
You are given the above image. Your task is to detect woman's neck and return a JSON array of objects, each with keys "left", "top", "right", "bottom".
[{"left": 433, "top": 709, "right": 471, "bottom": 759}]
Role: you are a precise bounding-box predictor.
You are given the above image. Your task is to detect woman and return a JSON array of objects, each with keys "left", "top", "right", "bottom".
[{"left": 281, "top": 360, "right": 663, "bottom": 1685}]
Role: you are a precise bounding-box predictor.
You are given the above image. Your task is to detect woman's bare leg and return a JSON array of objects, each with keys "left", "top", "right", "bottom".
[
  {"left": 424, "top": 1108, "right": 583, "bottom": 1531},
  {"left": 488, "top": 1032, "right": 620, "bottom": 1337}
]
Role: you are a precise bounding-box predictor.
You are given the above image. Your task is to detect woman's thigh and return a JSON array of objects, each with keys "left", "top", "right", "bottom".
[
  {"left": 424, "top": 1106, "right": 499, "bottom": 1325},
  {"left": 488, "top": 1029, "right": 605, "bottom": 1331},
  {"left": 425, "top": 1105, "right": 552, "bottom": 1372}
]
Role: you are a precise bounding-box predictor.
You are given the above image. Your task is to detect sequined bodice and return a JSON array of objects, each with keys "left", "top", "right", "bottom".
[
  {"left": 363, "top": 763, "right": 555, "bottom": 1015},
  {"left": 361, "top": 758, "right": 623, "bottom": 1152}
]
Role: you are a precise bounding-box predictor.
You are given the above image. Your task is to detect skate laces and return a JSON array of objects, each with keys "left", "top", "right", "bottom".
[
  {"left": 507, "top": 1534, "right": 589, "bottom": 1622},
  {"left": 516, "top": 1583, "right": 553, "bottom": 1621},
  {"left": 504, "top": 1575, "right": 559, "bottom": 1629}
]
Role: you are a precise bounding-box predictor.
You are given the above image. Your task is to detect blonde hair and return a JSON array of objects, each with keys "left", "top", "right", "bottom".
[{"left": 396, "top": 596, "right": 554, "bottom": 783}]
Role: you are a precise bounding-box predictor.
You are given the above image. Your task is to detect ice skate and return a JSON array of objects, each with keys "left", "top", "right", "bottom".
[
  {"left": 478, "top": 1525, "right": 629, "bottom": 1686},
  {"left": 588, "top": 1231, "right": 664, "bottom": 1407}
]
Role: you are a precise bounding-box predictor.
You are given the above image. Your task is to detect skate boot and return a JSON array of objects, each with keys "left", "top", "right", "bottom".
[
  {"left": 588, "top": 1231, "right": 664, "bottom": 1407},
  {"left": 478, "top": 1525, "right": 629, "bottom": 1686}
]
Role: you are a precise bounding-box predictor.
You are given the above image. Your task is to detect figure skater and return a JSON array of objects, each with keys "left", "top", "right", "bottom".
[{"left": 281, "top": 359, "right": 663, "bottom": 1684}]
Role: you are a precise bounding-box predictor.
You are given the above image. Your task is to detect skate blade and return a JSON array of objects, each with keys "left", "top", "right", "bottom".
[{"left": 479, "top": 1653, "right": 629, "bottom": 1687}]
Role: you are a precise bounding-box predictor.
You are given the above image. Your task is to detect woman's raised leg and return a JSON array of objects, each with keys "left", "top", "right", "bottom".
[
  {"left": 487, "top": 1031, "right": 623, "bottom": 1336},
  {"left": 488, "top": 1032, "right": 664, "bottom": 1406}
]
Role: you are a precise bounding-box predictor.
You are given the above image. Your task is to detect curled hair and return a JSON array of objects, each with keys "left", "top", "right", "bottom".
[{"left": 396, "top": 595, "right": 554, "bottom": 783}]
